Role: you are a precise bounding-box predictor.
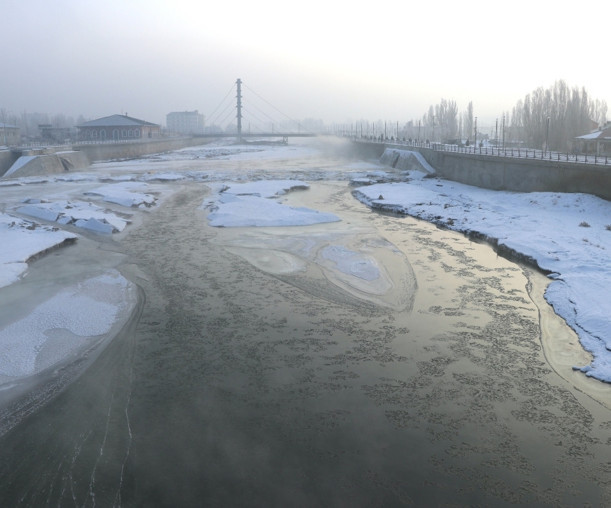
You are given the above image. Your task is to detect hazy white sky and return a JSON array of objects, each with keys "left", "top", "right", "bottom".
[{"left": 1, "top": 0, "right": 608, "bottom": 128}]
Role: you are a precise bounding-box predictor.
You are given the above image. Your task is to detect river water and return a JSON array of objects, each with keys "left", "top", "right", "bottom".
[{"left": 0, "top": 140, "right": 610, "bottom": 507}]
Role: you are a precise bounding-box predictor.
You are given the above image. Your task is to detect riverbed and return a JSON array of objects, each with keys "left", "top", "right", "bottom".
[{"left": 0, "top": 140, "right": 610, "bottom": 506}]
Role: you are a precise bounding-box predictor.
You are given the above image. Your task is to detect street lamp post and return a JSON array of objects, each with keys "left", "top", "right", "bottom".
[{"left": 545, "top": 116, "right": 550, "bottom": 156}]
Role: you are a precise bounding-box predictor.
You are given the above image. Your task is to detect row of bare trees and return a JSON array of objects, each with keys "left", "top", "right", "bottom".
[
  {"left": 508, "top": 80, "right": 607, "bottom": 151},
  {"left": 400, "top": 80, "right": 607, "bottom": 151},
  {"left": 401, "top": 99, "right": 475, "bottom": 144}
]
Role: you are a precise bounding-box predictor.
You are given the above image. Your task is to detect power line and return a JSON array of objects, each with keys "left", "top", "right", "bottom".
[
  {"left": 207, "top": 83, "right": 236, "bottom": 127},
  {"left": 242, "top": 83, "right": 306, "bottom": 132}
]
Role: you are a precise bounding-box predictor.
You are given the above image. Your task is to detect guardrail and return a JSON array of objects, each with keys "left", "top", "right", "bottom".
[{"left": 355, "top": 138, "right": 611, "bottom": 166}]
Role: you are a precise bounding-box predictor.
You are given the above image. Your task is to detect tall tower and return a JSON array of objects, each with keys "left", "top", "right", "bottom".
[{"left": 236, "top": 78, "right": 242, "bottom": 142}]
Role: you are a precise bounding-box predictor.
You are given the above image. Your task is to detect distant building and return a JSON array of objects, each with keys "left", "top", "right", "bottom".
[
  {"left": 39, "top": 124, "right": 72, "bottom": 143},
  {"left": 575, "top": 122, "right": 611, "bottom": 156},
  {"left": 0, "top": 122, "right": 20, "bottom": 146},
  {"left": 77, "top": 114, "right": 161, "bottom": 141},
  {"left": 166, "top": 110, "right": 204, "bottom": 135}
]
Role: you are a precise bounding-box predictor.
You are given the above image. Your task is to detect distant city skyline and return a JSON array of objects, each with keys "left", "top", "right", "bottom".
[{"left": 1, "top": 0, "right": 608, "bottom": 129}]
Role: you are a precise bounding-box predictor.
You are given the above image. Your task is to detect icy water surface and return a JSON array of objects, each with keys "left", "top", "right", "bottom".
[{"left": 0, "top": 142, "right": 610, "bottom": 507}]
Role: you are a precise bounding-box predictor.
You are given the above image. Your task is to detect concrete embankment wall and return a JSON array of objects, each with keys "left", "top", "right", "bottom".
[
  {"left": 0, "top": 151, "right": 20, "bottom": 175},
  {"left": 2, "top": 151, "right": 90, "bottom": 178},
  {"left": 355, "top": 141, "right": 611, "bottom": 201},
  {"left": 419, "top": 147, "right": 611, "bottom": 201},
  {"left": 73, "top": 137, "right": 209, "bottom": 163},
  {"left": 1, "top": 137, "right": 212, "bottom": 178},
  {"left": 380, "top": 147, "right": 436, "bottom": 174}
]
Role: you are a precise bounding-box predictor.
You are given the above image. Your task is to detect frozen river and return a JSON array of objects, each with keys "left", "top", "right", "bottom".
[{"left": 0, "top": 138, "right": 610, "bottom": 506}]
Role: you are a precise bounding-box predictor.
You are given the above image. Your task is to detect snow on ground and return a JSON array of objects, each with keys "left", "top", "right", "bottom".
[
  {"left": 353, "top": 171, "right": 611, "bottom": 383},
  {"left": 205, "top": 179, "right": 341, "bottom": 227},
  {"left": 0, "top": 213, "right": 76, "bottom": 289},
  {"left": 0, "top": 270, "right": 136, "bottom": 381}
]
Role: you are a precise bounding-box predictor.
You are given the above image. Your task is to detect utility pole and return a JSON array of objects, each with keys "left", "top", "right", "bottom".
[
  {"left": 495, "top": 118, "right": 498, "bottom": 147},
  {"left": 236, "top": 78, "right": 243, "bottom": 142}
]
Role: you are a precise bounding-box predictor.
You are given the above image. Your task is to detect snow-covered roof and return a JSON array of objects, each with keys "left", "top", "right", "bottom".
[
  {"left": 77, "top": 114, "right": 159, "bottom": 128},
  {"left": 576, "top": 126, "right": 611, "bottom": 140}
]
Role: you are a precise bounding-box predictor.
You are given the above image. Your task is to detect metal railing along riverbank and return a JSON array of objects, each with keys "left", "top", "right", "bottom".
[{"left": 355, "top": 137, "right": 611, "bottom": 166}]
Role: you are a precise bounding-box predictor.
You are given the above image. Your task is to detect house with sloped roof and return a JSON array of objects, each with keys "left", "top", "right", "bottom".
[
  {"left": 0, "top": 122, "right": 20, "bottom": 146},
  {"left": 575, "top": 122, "right": 611, "bottom": 156},
  {"left": 77, "top": 114, "right": 160, "bottom": 141}
]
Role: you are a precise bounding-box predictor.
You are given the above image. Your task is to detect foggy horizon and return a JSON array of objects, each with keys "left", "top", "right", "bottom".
[{"left": 2, "top": 0, "right": 608, "bottom": 129}]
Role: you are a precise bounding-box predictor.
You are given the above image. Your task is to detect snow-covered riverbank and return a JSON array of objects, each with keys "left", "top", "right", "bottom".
[{"left": 353, "top": 169, "right": 611, "bottom": 382}]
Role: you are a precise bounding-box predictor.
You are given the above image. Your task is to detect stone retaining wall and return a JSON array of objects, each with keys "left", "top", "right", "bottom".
[
  {"left": 357, "top": 141, "right": 611, "bottom": 201},
  {"left": 73, "top": 137, "right": 210, "bottom": 162}
]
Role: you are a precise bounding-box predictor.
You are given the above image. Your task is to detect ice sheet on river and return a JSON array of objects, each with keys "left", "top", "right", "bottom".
[
  {"left": 205, "top": 179, "right": 415, "bottom": 310},
  {"left": 205, "top": 180, "right": 340, "bottom": 227},
  {"left": 221, "top": 230, "right": 416, "bottom": 311},
  {"left": 0, "top": 270, "right": 136, "bottom": 384}
]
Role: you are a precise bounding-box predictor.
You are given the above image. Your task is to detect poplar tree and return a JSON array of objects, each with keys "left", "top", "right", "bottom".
[{"left": 509, "top": 80, "right": 607, "bottom": 151}]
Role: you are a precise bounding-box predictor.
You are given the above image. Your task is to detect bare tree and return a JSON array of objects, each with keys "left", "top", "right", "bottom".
[
  {"left": 463, "top": 102, "right": 474, "bottom": 143},
  {"left": 509, "top": 80, "right": 607, "bottom": 151}
]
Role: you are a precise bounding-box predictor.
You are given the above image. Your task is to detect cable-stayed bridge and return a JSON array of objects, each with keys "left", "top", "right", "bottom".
[{"left": 202, "top": 79, "right": 316, "bottom": 140}]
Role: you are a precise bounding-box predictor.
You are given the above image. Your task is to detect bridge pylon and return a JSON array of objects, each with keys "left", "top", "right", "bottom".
[{"left": 236, "top": 78, "right": 242, "bottom": 142}]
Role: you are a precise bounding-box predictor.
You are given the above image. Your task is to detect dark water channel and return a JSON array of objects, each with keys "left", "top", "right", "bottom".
[{"left": 0, "top": 173, "right": 610, "bottom": 506}]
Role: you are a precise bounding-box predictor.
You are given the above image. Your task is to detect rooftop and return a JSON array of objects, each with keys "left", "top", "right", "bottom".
[
  {"left": 576, "top": 122, "right": 611, "bottom": 140},
  {"left": 78, "top": 114, "right": 159, "bottom": 128}
]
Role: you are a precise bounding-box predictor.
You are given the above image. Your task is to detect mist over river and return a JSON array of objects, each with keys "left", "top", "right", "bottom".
[{"left": 0, "top": 138, "right": 610, "bottom": 507}]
